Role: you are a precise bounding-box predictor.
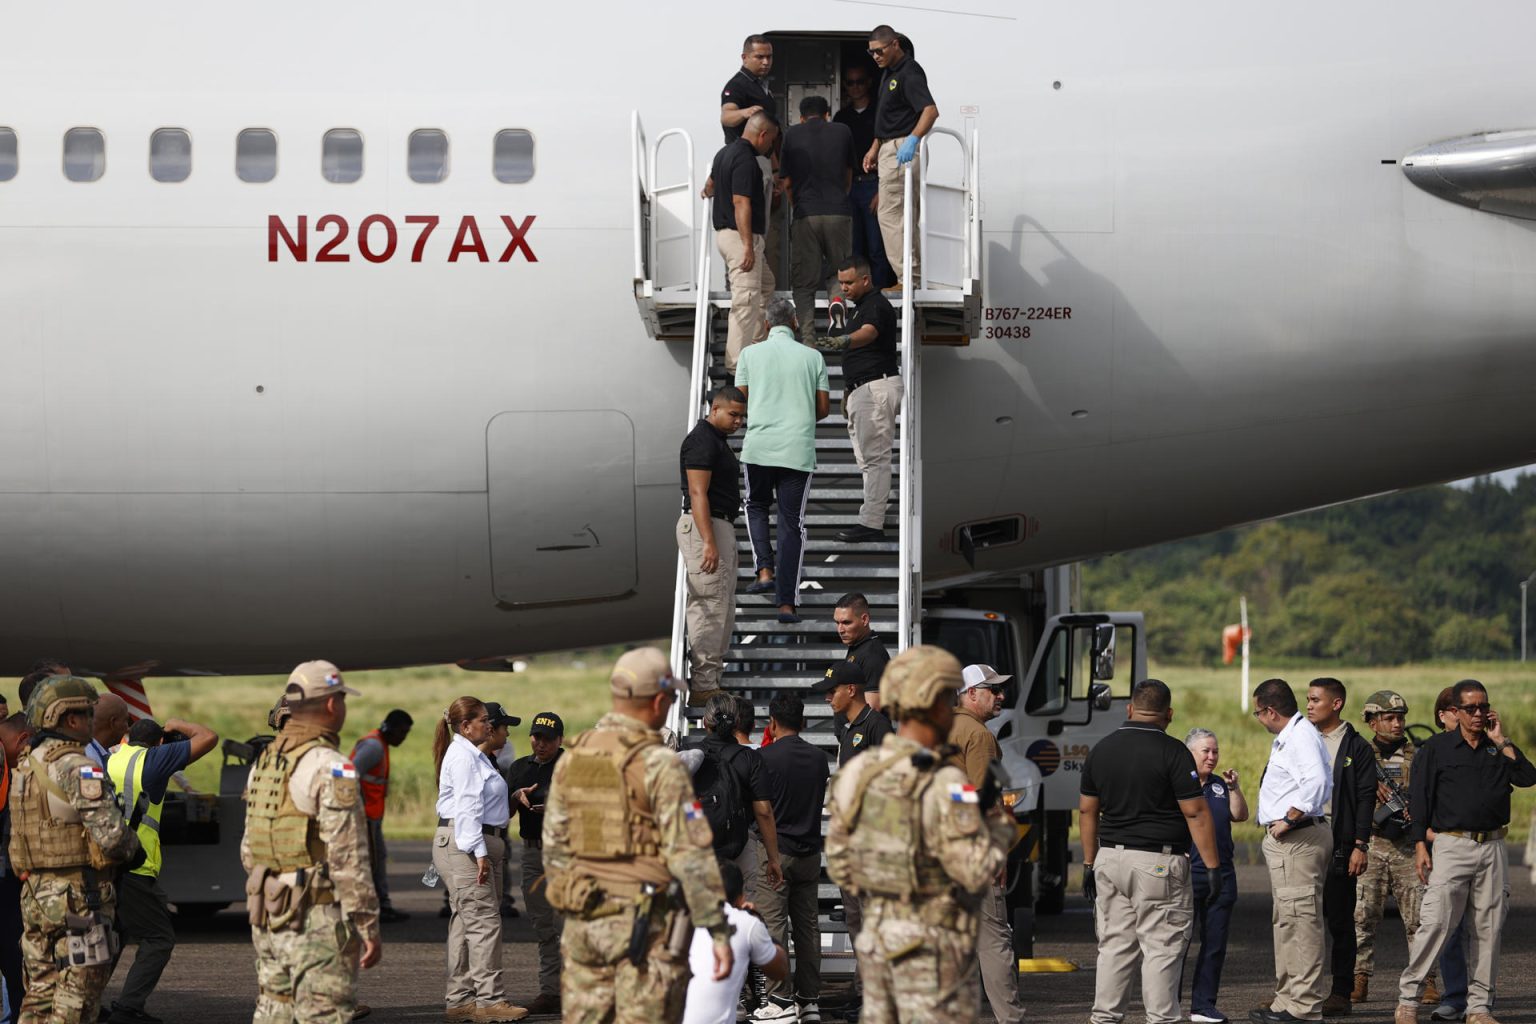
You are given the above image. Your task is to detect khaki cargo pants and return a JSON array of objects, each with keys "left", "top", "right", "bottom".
[
  {"left": 1263, "top": 823, "right": 1333, "bottom": 1021},
  {"left": 676, "top": 513, "right": 738, "bottom": 695},
  {"left": 1090, "top": 845, "right": 1193, "bottom": 1024},
  {"left": 1398, "top": 832, "right": 1509, "bottom": 1015},
  {"left": 876, "top": 138, "right": 919, "bottom": 287}
]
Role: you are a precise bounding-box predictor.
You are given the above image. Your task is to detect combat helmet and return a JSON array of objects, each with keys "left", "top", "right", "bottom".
[
  {"left": 1362, "top": 689, "right": 1408, "bottom": 721},
  {"left": 880, "top": 644, "right": 963, "bottom": 719},
  {"left": 25, "top": 675, "right": 99, "bottom": 730}
]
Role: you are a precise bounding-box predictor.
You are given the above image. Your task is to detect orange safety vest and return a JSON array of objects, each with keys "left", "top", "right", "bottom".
[{"left": 349, "top": 728, "right": 389, "bottom": 820}]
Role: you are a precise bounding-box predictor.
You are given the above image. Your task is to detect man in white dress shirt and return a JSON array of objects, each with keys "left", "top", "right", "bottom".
[{"left": 1251, "top": 678, "right": 1334, "bottom": 1024}]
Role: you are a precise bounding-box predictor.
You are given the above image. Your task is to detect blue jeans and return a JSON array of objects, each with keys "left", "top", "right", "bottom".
[
  {"left": 1185, "top": 863, "right": 1238, "bottom": 1018},
  {"left": 1439, "top": 911, "right": 1469, "bottom": 1012},
  {"left": 848, "top": 177, "right": 894, "bottom": 288},
  {"left": 744, "top": 464, "right": 812, "bottom": 609}
]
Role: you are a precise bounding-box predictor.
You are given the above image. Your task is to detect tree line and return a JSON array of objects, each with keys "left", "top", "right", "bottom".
[{"left": 1081, "top": 476, "right": 1536, "bottom": 666}]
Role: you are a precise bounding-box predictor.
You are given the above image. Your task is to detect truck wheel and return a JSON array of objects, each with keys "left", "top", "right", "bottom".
[{"left": 1035, "top": 810, "right": 1070, "bottom": 915}]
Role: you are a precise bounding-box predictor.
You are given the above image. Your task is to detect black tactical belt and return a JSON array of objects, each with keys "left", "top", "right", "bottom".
[
  {"left": 437, "top": 817, "right": 507, "bottom": 838},
  {"left": 1109, "top": 842, "right": 1182, "bottom": 856},
  {"left": 846, "top": 371, "right": 899, "bottom": 395},
  {"left": 1439, "top": 827, "right": 1507, "bottom": 843}
]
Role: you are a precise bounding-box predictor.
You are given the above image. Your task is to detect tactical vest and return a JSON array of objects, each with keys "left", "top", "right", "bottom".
[
  {"left": 836, "top": 747, "right": 950, "bottom": 899},
  {"left": 107, "top": 744, "right": 163, "bottom": 878},
  {"left": 559, "top": 727, "right": 669, "bottom": 889},
  {"left": 9, "top": 741, "right": 116, "bottom": 872},
  {"left": 350, "top": 729, "right": 389, "bottom": 821},
  {"left": 244, "top": 736, "right": 330, "bottom": 872}
]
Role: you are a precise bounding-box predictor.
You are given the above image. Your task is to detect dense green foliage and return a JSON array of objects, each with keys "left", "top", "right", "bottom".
[{"left": 1083, "top": 477, "right": 1536, "bottom": 666}]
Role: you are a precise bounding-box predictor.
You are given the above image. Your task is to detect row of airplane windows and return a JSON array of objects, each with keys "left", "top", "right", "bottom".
[{"left": 0, "top": 127, "right": 535, "bottom": 185}]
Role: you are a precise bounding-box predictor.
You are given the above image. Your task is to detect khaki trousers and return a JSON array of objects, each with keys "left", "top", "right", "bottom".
[
  {"left": 1262, "top": 824, "right": 1333, "bottom": 1020},
  {"left": 876, "top": 138, "right": 919, "bottom": 287},
  {"left": 845, "top": 376, "right": 902, "bottom": 531},
  {"left": 1090, "top": 846, "right": 1193, "bottom": 1024},
  {"left": 978, "top": 884, "right": 1025, "bottom": 1024},
  {"left": 434, "top": 827, "right": 507, "bottom": 1008},
  {"left": 760, "top": 155, "right": 782, "bottom": 299},
  {"left": 521, "top": 843, "right": 564, "bottom": 999},
  {"left": 719, "top": 224, "right": 774, "bottom": 375},
  {"left": 790, "top": 214, "right": 853, "bottom": 342},
  {"left": 1398, "top": 833, "right": 1508, "bottom": 1014},
  {"left": 676, "top": 513, "right": 738, "bottom": 694}
]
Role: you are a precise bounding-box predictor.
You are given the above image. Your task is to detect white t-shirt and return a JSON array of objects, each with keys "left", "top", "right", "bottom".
[{"left": 682, "top": 904, "right": 778, "bottom": 1024}]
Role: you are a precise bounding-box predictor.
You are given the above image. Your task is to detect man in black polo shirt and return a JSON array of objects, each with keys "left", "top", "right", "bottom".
[
  {"left": 720, "top": 35, "right": 783, "bottom": 327},
  {"left": 813, "top": 661, "right": 892, "bottom": 768},
  {"left": 756, "top": 693, "right": 830, "bottom": 1022},
  {"left": 833, "top": 591, "right": 890, "bottom": 694},
  {"left": 710, "top": 112, "right": 780, "bottom": 375},
  {"left": 782, "top": 96, "right": 853, "bottom": 343},
  {"left": 1395, "top": 680, "right": 1536, "bottom": 1024},
  {"left": 820, "top": 258, "right": 899, "bottom": 543},
  {"left": 834, "top": 62, "right": 893, "bottom": 289},
  {"left": 507, "top": 713, "right": 565, "bottom": 1015},
  {"left": 862, "top": 24, "right": 937, "bottom": 291},
  {"left": 677, "top": 386, "right": 747, "bottom": 704},
  {"left": 1081, "top": 680, "right": 1221, "bottom": 1024}
]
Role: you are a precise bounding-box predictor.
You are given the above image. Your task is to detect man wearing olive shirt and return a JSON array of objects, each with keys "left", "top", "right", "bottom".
[{"left": 1395, "top": 680, "right": 1536, "bottom": 1024}]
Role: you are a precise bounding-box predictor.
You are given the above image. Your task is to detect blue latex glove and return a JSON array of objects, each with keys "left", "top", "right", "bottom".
[{"left": 896, "top": 135, "right": 919, "bottom": 165}]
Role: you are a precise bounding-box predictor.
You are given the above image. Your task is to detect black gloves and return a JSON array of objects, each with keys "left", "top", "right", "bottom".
[
  {"left": 1082, "top": 863, "right": 1097, "bottom": 903},
  {"left": 1205, "top": 868, "right": 1221, "bottom": 903}
]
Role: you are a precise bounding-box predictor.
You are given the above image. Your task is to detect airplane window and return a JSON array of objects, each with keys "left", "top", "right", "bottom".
[
  {"left": 322, "top": 128, "right": 364, "bottom": 184},
  {"left": 236, "top": 129, "right": 277, "bottom": 183},
  {"left": 63, "top": 127, "right": 105, "bottom": 183},
  {"left": 493, "top": 129, "right": 534, "bottom": 183},
  {"left": 408, "top": 129, "right": 449, "bottom": 183},
  {"left": 150, "top": 128, "right": 192, "bottom": 183},
  {"left": 0, "top": 128, "right": 15, "bottom": 182}
]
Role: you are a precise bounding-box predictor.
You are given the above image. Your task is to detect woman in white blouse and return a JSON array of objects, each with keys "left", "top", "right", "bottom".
[{"left": 432, "top": 697, "right": 526, "bottom": 1023}]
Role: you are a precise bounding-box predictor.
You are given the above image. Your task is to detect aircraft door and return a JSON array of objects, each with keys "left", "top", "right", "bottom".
[{"left": 485, "top": 411, "right": 638, "bottom": 607}]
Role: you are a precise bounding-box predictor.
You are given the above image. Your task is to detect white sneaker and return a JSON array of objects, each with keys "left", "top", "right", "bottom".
[
  {"left": 1192, "top": 1015, "right": 1228, "bottom": 1024},
  {"left": 797, "top": 1002, "right": 821, "bottom": 1024},
  {"left": 749, "top": 998, "right": 799, "bottom": 1024}
]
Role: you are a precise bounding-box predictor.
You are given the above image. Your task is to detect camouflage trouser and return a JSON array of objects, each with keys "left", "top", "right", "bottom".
[
  {"left": 560, "top": 910, "right": 689, "bottom": 1024},
  {"left": 252, "top": 902, "right": 361, "bottom": 1024},
  {"left": 855, "top": 898, "right": 976, "bottom": 1024},
  {"left": 19, "top": 871, "right": 117, "bottom": 1024},
  {"left": 1355, "top": 836, "right": 1434, "bottom": 981}
]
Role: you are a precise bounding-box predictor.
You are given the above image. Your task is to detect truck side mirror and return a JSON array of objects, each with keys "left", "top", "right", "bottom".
[
  {"left": 1089, "top": 682, "right": 1113, "bottom": 712},
  {"left": 1091, "top": 623, "right": 1116, "bottom": 681}
]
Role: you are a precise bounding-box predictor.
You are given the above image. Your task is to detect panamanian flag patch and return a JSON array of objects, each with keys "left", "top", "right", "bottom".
[
  {"left": 684, "top": 801, "right": 705, "bottom": 823},
  {"left": 948, "top": 783, "right": 979, "bottom": 804},
  {"left": 80, "top": 766, "right": 104, "bottom": 780},
  {"left": 332, "top": 762, "right": 358, "bottom": 780}
]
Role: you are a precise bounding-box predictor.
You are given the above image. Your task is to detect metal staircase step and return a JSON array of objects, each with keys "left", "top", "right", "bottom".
[
  {"left": 734, "top": 539, "right": 899, "bottom": 554},
  {"left": 736, "top": 565, "right": 898, "bottom": 580},
  {"left": 726, "top": 645, "right": 855, "bottom": 660},
  {"left": 735, "top": 591, "right": 897, "bottom": 607},
  {"left": 730, "top": 619, "right": 898, "bottom": 634}
]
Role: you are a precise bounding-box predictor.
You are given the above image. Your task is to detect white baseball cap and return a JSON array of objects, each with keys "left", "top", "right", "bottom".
[{"left": 960, "top": 664, "right": 1012, "bottom": 693}]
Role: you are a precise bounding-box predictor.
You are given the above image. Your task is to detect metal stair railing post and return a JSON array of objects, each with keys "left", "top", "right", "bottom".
[
  {"left": 648, "top": 129, "right": 697, "bottom": 295},
  {"left": 667, "top": 198, "right": 716, "bottom": 736},
  {"left": 897, "top": 161, "right": 920, "bottom": 653},
  {"left": 631, "top": 111, "right": 648, "bottom": 288},
  {"left": 916, "top": 128, "right": 971, "bottom": 295}
]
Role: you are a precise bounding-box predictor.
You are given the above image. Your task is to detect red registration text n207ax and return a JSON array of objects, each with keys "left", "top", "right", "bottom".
[{"left": 267, "top": 214, "right": 537, "bottom": 263}]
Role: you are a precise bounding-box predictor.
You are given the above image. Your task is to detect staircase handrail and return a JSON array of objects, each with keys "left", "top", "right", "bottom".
[
  {"left": 897, "top": 161, "right": 920, "bottom": 652},
  {"left": 631, "top": 111, "right": 648, "bottom": 286},
  {"left": 916, "top": 127, "right": 972, "bottom": 292},
  {"left": 648, "top": 129, "right": 697, "bottom": 294},
  {"left": 667, "top": 198, "right": 716, "bottom": 734}
]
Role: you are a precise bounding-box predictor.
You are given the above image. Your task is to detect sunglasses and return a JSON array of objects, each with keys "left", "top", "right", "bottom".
[
  {"left": 1457, "top": 704, "right": 1493, "bottom": 715},
  {"left": 867, "top": 43, "right": 892, "bottom": 56}
]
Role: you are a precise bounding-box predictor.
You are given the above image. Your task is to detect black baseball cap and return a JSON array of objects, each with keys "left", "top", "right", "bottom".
[
  {"left": 483, "top": 702, "right": 521, "bottom": 728},
  {"left": 530, "top": 711, "right": 564, "bottom": 737},
  {"left": 810, "top": 661, "right": 866, "bottom": 694}
]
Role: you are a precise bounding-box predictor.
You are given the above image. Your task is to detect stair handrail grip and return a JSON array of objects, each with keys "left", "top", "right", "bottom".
[
  {"left": 897, "top": 160, "right": 919, "bottom": 653},
  {"left": 667, "top": 198, "right": 716, "bottom": 736},
  {"left": 969, "top": 128, "right": 981, "bottom": 284},
  {"left": 917, "top": 127, "right": 971, "bottom": 294},
  {"left": 648, "top": 129, "right": 697, "bottom": 295},
  {"left": 631, "top": 111, "right": 648, "bottom": 286}
]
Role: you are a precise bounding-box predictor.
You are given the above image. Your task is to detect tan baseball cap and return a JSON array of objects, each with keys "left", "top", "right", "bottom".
[
  {"left": 284, "top": 660, "right": 360, "bottom": 701},
  {"left": 610, "top": 647, "right": 679, "bottom": 698}
]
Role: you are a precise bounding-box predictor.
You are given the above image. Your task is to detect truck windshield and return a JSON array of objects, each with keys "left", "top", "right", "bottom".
[{"left": 925, "top": 616, "right": 1016, "bottom": 702}]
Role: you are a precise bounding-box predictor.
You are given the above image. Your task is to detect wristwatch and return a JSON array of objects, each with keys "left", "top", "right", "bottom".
[{"left": 1496, "top": 740, "right": 1514, "bottom": 753}]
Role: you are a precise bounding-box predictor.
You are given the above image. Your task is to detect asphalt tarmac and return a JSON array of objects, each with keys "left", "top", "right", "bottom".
[{"left": 130, "top": 844, "right": 1535, "bottom": 1024}]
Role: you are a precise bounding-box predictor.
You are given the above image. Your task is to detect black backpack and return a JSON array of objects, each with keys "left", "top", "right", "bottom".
[{"left": 693, "top": 744, "right": 749, "bottom": 860}]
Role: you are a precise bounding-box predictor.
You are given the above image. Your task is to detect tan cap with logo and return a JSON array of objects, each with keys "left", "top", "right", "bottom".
[
  {"left": 610, "top": 647, "right": 679, "bottom": 698},
  {"left": 284, "top": 660, "right": 361, "bottom": 701}
]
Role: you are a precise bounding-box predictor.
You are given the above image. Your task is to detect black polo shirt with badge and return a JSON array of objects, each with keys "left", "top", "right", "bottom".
[
  {"left": 835, "top": 704, "right": 894, "bottom": 766},
  {"left": 710, "top": 139, "right": 767, "bottom": 236},
  {"left": 845, "top": 632, "right": 891, "bottom": 691},
  {"left": 680, "top": 416, "right": 741, "bottom": 519},
  {"left": 874, "top": 55, "right": 936, "bottom": 139},
  {"left": 842, "top": 288, "right": 899, "bottom": 387},
  {"left": 721, "top": 68, "right": 777, "bottom": 144},
  {"left": 1080, "top": 722, "right": 1205, "bottom": 849},
  {"left": 1408, "top": 728, "right": 1536, "bottom": 842},
  {"left": 507, "top": 749, "right": 562, "bottom": 843}
]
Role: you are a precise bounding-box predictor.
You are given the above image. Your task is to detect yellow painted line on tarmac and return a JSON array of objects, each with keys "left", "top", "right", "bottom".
[{"left": 1018, "top": 957, "right": 1079, "bottom": 973}]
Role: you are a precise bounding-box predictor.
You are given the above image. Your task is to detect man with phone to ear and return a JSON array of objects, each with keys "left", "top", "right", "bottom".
[{"left": 509, "top": 713, "right": 566, "bottom": 1016}]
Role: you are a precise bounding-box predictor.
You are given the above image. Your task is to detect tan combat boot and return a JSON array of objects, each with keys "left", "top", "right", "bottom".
[
  {"left": 474, "top": 1004, "right": 530, "bottom": 1024},
  {"left": 1397, "top": 1003, "right": 1420, "bottom": 1024},
  {"left": 1351, "top": 973, "right": 1369, "bottom": 1003},
  {"left": 1421, "top": 979, "right": 1441, "bottom": 1006},
  {"left": 445, "top": 1006, "right": 476, "bottom": 1024},
  {"left": 1465, "top": 1014, "right": 1503, "bottom": 1024}
]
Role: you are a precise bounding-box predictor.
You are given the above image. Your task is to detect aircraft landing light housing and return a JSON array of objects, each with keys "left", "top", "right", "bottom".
[{"left": 1402, "top": 129, "right": 1536, "bottom": 220}]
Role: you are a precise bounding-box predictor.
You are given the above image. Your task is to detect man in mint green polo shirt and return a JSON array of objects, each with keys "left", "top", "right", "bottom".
[{"left": 736, "top": 297, "right": 831, "bottom": 624}]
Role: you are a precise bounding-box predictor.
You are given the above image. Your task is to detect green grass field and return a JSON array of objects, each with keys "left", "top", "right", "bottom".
[{"left": 136, "top": 654, "right": 1536, "bottom": 842}]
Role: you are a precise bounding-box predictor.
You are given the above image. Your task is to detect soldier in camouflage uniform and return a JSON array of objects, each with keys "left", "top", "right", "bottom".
[
  {"left": 825, "top": 646, "right": 1014, "bottom": 1024},
  {"left": 1352, "top": 690, "right": 1437, "bottom": 1005},
  {"left": 10, "top": 676, "right": 143, "bottom": 1024},
  {"left": 543, "top": 647, "right": 733, "bottom": 1024},
  {"left": 242, "top": 661, "right": 381, "bottom": 1024}
]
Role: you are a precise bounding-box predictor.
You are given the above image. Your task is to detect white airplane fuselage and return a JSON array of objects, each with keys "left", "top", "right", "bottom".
[{"left": 2, "top": 2, "right": 1534, "bottom": 674}]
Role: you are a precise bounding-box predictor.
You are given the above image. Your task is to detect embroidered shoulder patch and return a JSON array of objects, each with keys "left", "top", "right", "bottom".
[
  {"left": 332, "top": 762, "right": 358, "bottom": 780},
  {"left": 948, "top": 783, "right": 978, "bottom": 804}
]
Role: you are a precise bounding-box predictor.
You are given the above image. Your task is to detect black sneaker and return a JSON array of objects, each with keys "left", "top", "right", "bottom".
[
  {"left": 107, "top": 1006, "right": 164, "bottom": 1024},
  {"left": 835, "top": 526, "right": 887, "bottom": 544},
  {"left": 380, "top": 906, "right": 411, "bottom": 923}
]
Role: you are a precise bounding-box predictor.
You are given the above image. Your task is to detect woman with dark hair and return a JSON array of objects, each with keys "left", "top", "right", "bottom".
[{"left": 432, "top": 697, "right": 525, "bottom": 1023}]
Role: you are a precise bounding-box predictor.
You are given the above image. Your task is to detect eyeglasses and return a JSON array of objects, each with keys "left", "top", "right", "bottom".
[
  {"left": 1457, "top": 704, "right": 1493, "bottom": 715},
  {"left": 1251, "top": 706, "right": 1270, "bottom": 718},
  {"left": 867, "top": 43, "right": 891, "bottom": 56}
]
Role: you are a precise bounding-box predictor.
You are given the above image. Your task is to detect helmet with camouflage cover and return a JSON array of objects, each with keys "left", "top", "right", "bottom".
[
  {"left": 25, "top": 674, "right": 99, "bottom": 730},
  {"left": 880, "top": 644, "right": 963, "bottom": 719},
  {"left": 1362, "top": 689, "right": 1408, "bottom": 721}
]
